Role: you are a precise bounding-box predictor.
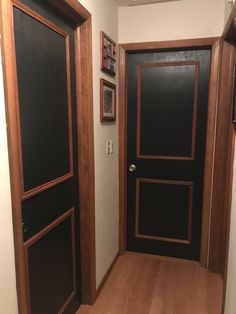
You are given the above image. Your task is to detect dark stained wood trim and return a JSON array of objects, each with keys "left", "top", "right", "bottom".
[
  {"left": 119, "top": 45, "right": 127, "bottom": 255},
  {"left": 76, "top": 17, "right": 96, "bottom": 304},
  {"left": 24, "top": 208, "right": 74, "bottom": 246},
  {"left": 13, "top": 0, "right": 68, "bottom": 37},
  {"left": 65, "top": 31, "right": 75, "bottom": 197},
  {"left": 47, "top": 0, "right": 90, "bottom": 23},
  {"left": 192, "top": 62, "right": 200, "bottom": 162},
  {"left": 10, "top": 1, "right": 25, "bottom": 199},
  {"left": 96, "top": 253, "right": 119, "bottom": 297},
  {"left": 119, "top": 37, "right": 221, "bottom": 266},
  {"left": 136, "top": 61, "right": 199, "bottom": 161},
  {"left": 22, "top": 174, "right": 74, "bottom": 200},
  {"left": 135, "top": 178, "right": 193, "bottom": 244},
  {"left": 188, "top": 184, "right": 193, "bottom": 245},
  {"left": 221, "top": 126, "right": 235, "bottom": 314},
  {"left": 58, "top": 290, "right": 76, "bottom": 314},
  {"left": 137, "top": 155, "right": 197, "bottom": 160},
  {"left": 135, "top": 234, "right": 191, "bottom": 244},
  {"left": 221, "top": 5, "right": 236, "bottom": 313},
  {"left": 139, "top": 61, "right": 199, "bottom": 68},
  {"left": 12, "top": 2, "right": 74, "bottom": 200},
  {"left": 0, "top": 0, "right": 28, "bottom": 312},
  {"left": 208, "top": 41, "right": 235, "bottom": 273},
  {"left": 136, "top": 63, "right": 141, "bottom": 158},
  {"left": 65, "top": 0, "right": 91, "bottom": 20},
  {"left": 0, "top": 0, "right": 96, "bottom": 312},
  {"left": 24, "top": 208, "right": 76, "bottom": 314},
  {"left": 121, "top": 37, "right": 219, "bottom": 53},
  {"left": 200, "top": 39, "right": 222, "bottom": 267}
]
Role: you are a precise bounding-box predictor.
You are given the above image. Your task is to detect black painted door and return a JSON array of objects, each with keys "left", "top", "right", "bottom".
[
  {"left": 13, "top": 1, "right": 81, "bottom": 313},
  {"left": 126, "top": 49, "right": 211, "bottom": 260}
]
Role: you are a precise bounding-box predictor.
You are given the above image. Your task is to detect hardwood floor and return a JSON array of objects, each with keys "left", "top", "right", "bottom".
[{"left": 77, "top": 252, "right": 223, "bottom": 314}]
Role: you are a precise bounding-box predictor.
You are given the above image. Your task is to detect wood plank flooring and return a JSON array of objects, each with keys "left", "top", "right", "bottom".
[{"left": 77, "top": 252, "right": 223, "bottom": 314}]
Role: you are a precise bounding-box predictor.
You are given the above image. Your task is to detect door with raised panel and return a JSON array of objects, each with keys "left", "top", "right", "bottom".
[
  {"left": 126, "top": 49, "right": 211, "bottom": 260},
  {"left": 12, "top": 0, "right": 80, "bottom": 312}
]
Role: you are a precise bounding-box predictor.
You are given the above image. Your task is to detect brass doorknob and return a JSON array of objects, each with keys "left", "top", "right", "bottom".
[{"left": 129, "top": 164, "right": 136, "bottom": 172}]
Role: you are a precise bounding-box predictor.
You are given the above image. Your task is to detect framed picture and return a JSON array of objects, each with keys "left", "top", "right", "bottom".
[
  {"left": 100, "top": 79, "right": 116, "bottom": 122},
  {"left": 100, "top": 31, "right": 116, "bottom": 76}
]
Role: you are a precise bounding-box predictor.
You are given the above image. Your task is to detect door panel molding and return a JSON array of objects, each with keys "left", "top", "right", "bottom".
[
  {"left": 119, "top": 37, "right": 221, "bottom": 268},
  {"left": 13, "top": 1, "right": 74, "bottom": 200},
  {"left": 0, "top": 1, "right": 96, "bottom": 313},
  {"left": 135, "top": 178, "right": 193, "bottom": 245},
  {"left": 136, "top": 61, "right": 199, "bottom": 160},
  {"left": 13, "top": 0, "right": 69, "bottom": 36},
  {"left": 24, "top": 208, "right": 76, "bottom": 314}
]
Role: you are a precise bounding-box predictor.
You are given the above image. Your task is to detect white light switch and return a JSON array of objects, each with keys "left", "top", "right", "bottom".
[
  {"left": 106, "top": 140, "right": 110, "bottom": 154},
  {"left": 110, "top": 140, "right": 114, "bottom": 154},
  {"left": 106, "top": 139, "right": 114, "bottom": 155}
]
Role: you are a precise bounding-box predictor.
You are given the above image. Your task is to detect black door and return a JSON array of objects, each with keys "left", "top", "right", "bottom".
[
  {"left": 126, "top": 49, "right": 211, "bottom": 260},
  {"left": 12, "top": 1, "right": 81, "bottom": 312}
]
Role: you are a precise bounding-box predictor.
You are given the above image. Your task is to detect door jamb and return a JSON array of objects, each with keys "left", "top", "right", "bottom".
[
  {"left": 0, "top": 0, "right": 96, "bottom": 312},
  {"left": 220, "top": 2, "right": 236, "bottom": 312},
  {"left": 119, "top": 37, "right": 221, "bottom": 267}
]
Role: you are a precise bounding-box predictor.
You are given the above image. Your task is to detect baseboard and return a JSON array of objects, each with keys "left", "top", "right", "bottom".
[{"left": 96, "top": 252, "right": 119, "bottom": 297}]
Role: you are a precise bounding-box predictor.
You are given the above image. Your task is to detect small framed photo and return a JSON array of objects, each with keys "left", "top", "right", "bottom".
[
  {"left": 100, "top": 31, "right": 116, "bottom": 76},
  {"left": 100, "top": 79, "right": 116, "bottom": 122}
]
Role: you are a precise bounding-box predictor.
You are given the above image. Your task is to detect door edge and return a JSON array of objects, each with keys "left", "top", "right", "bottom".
[{"left": 0, "top": 0, "right": 96, "bottom": 312}]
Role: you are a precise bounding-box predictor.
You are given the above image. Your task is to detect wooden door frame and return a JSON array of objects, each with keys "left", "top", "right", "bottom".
[
  {"left": 220, "top": 3, "right": 236, "bottom": 313},
  {"left": 0, "top": 0, "right": 96, "bottom": 312},
  {"left": 119, "top": 37, "right": 221, "bottom": 268}
]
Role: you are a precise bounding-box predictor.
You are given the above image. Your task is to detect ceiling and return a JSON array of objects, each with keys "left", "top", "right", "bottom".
[{"left": 115, "top": 0, "right": 181, "bottom": 6}]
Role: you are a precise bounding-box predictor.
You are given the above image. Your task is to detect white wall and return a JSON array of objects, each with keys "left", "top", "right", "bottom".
[
  {"left": 78, "top": 0, "right": 119, "bottom": 288},
  {"left": 119, "top": 0, "right": 225, "bottom": 43},
  {"left": 0, "top": 47, "right": 18, "bottom": 313}
]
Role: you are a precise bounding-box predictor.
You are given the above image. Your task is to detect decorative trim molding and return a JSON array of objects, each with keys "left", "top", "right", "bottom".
[
  {"left": 136, "top": 61, "right": 199, "bottom": 160},
  {"left": 135, "top": 178, "right": 193, "bottom": 245},
  {"left": 13, "top": 1, "right": 74, "bottom": 200},
  {"left": 24, "top": 208, "right": 76, "bottom": 314}
]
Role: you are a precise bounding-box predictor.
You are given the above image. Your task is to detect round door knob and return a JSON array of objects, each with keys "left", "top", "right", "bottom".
[{"left": 129, "top": 164, "right": 136, "bottom": 172}]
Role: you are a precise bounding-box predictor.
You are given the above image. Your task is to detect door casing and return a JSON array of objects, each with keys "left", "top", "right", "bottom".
[
  {"left": 220, "top": 2, "right": 236, "bottom": 312},
  {"left": 119, "top": 37, "right": 221, "bottom": 268},
  {"left": 0, "top": 0, "right": 96, "bottom": 312}
]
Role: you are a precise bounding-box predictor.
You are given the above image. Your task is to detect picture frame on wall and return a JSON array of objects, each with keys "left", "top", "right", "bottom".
[
  {"left": 100, "top": 31, "right": 116, "bottom": 76},
  {"left": 100, "top": 79, "right": 116, "bottom": 122}
]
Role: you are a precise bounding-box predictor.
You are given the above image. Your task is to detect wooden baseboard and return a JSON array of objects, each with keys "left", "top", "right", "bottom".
[{"left": 96, "top": 253, "right": 119, "bottom": 297}]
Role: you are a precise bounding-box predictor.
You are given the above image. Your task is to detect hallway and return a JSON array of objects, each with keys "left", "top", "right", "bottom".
[{"left": 78, "top": 252, "right": 223, "bottom": 314}]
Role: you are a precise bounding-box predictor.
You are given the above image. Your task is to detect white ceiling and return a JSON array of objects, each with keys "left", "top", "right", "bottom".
[{"left": 115, "top": 0, "right": 181, "bottom": 6}]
